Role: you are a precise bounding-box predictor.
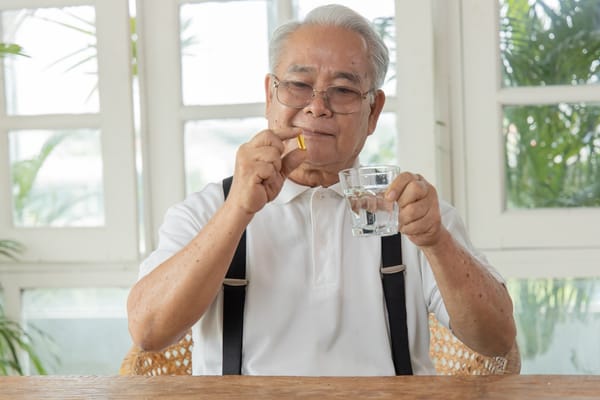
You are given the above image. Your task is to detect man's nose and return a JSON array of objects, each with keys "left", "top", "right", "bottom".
[{"left": 305, "top": 89, "right": 333, "bottom": 117}]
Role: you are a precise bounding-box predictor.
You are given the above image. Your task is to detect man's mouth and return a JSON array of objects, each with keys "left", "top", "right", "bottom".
[{"left": 296, "top": 128, "right": 335, "bottom": 137}]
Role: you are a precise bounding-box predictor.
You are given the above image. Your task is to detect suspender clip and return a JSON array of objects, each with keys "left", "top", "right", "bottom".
[
  {"left": 223, "top": 278, "right": 248, "bottom": 287},
  {"left": 381, "top": 264, "right": 406, "bottom": 275}
]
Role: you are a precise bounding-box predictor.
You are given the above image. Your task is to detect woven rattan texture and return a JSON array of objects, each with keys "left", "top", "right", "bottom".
[
  {"left": 121, "top": 331, "right": 193, "bottom": 376},
  {"left": 428, "top": 314, "right": 513, "bottom": 375},
  {"left": 121, "top": 315, "right": 519, "bottom": 376}
]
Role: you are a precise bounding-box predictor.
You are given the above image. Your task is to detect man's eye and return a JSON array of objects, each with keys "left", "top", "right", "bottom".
[
  {"left": 286, "top": 81, "right": 312, "bottom": 91},
  {"left": 331, "top": 86, "right": 358, "bottom": 96}
]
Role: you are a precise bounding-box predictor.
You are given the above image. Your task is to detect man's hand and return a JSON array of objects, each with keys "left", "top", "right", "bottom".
[
  {"left": 229, "top": 127, "right": 307, "bottom": 215},
  {"left": 386, "top": 173, "right": 516, "bottom": 356},
  {"left": 385, "top": 172, "right": 442, "bottom": 248}
]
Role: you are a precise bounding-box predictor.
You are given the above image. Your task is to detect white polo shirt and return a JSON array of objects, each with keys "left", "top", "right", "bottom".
[{"left": 139, "top": 178, "right": 504, "bottom": 376}]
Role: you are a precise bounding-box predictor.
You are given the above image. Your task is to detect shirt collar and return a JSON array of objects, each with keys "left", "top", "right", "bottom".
[
  {"left": 273, "top": 159, "right": 359, "bottom": 203},
  {"left": 273, "top": 178, "right": 344, "bottom": 204}
]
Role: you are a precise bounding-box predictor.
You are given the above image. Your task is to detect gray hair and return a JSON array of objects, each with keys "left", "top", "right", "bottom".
[{"left": 269, "top": 4, "right": 390, "bottom": 89}]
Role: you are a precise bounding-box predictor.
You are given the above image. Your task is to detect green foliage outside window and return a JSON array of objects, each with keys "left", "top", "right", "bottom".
[{"left": 500, "top": 0, "right": 600, "bottom": 209}]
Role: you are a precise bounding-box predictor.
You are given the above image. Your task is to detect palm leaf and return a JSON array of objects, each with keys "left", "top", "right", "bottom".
[
  {"left": 0, "top": 43, "right": 28, "bottom": 58},
  {"left": 0, "top": 308, "right": 53, "bottom": 375},
  {"left": 0, "top": 240, "right": 25, "bottom": 261}
]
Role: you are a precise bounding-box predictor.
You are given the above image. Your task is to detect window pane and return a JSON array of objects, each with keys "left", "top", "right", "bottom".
[
  {"left": 10, "top": 129, "right": 105, "bottom": 227},
  {"left": 360, "top": 112, "right": 397, "bottom": 165},
  {"left": 22, "top": 288, "right": 130, "bottom": 375},
  {"left": 499, "top": 0, "right": 600, "bottom": 87},
  {"left": 508, "top": 277, "right": 600, "bottom": 374},
  {"left": 296, "top": 1, "right": 396, "bottom": 96},
  {"left": 2, "top": 7, "right": 99, "bottom": 115},
  {"left": 504, "top": 103, "right": 600, "bottom": 209},
  {"left": 184, "top": 118, "right": 263, "bottom": 194},
  {"left": 180, "top": 1, "right": 268, "bottom": 105}
]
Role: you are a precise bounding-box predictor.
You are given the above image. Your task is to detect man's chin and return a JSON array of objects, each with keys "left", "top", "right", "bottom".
[{"left": 287, "top": 158, "right": 345, "bottom": 179}]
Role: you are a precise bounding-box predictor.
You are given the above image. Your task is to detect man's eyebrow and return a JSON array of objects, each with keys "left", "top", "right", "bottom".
[
  {"left": 285, "top": 65, "right": 364, "bottom": 85},
  {"left": 286, "top": 65, "right": 315, "bottom": 74}
]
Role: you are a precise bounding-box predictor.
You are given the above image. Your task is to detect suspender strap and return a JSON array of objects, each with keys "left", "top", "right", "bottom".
[
  {"left": 381, "top": 233, "right": 413, "bottom": 375},
  {"left": 221, "top": 176, "right": 247, "bottom": 375}
]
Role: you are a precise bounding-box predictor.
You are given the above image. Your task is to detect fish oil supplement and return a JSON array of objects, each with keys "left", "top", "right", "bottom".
[{"left": 297, "top": 133, "right": 306, "bottom": 150}]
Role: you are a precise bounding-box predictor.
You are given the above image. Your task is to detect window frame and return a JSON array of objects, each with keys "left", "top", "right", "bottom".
[
  {"left": 0, "top": 0, "right": 139, "bottom": 263},
  {"left": 0, "top": 0, "right": 139, "bottom": 373},
  {"left": 455, "top": 0, "right": 600, "bottom": 276}
]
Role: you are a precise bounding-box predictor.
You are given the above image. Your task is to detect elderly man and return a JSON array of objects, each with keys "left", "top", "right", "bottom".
[{"left": 128, "top": 4, "right": 516, "bottom": 376}]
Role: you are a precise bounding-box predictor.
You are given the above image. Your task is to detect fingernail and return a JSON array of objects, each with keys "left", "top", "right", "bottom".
[{"left": 385, "top": 189, "right": 397, "bottom": 200}]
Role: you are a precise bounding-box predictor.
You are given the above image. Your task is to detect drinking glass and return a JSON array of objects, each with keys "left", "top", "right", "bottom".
[{"left": 338, "top": 165, "right": 400, "bottom": 237}]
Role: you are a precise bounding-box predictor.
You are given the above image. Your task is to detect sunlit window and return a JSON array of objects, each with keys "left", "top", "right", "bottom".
[
  {"left": 2, "top": 7, "right": 99, "bottom": 115},
  {"left": 9, "top": 129, "right": 104, "bottom": 227}
]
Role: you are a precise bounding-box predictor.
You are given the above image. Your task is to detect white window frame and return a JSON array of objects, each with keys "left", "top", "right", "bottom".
[
  {"left": 0, "top": 0, "right": 139, "bottom": 263},
  {"left": 454, "top": 0, "right": 600, "bottom": 277},
  {"left": 0, "top": 0, "right": 139, "bottom": 333}
]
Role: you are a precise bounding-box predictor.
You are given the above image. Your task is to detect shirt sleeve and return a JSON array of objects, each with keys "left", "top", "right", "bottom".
[{"left": 138, "top": 182, "right": 223, "bottom": 279}]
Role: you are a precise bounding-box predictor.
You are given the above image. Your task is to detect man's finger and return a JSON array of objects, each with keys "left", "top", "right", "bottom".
[
  {"left": 281, "top": 148, "right": 308, "bottom": 177},
  {"left": 385, "top": 172, "right": 422, "bottom": 202}
]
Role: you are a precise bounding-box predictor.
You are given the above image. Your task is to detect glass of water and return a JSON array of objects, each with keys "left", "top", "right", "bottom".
[{"left": 338, "top": 165, "right": 401, "bottom": 237}]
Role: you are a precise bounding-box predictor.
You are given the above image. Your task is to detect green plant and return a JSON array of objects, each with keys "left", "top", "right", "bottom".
[
  {"left": 0, "top": 28, "right": 51, "bottom": 378},
  {"left": 500, "top": 0, "right": 600, "bottom": 209},
  {"left": 11, "top": 132, "right": 77, "bottom": 226},
  {"left": 0, "top": 43, "right": 28, "bottom": 58},
  {"left": 508, "top": 278, "right": 595, "bottom": 360},
  {"left": 0, "top": 240, "right": 24, "bottom": 261},
  {"left": 0, "top": 242, "right": 54, "bottom": 375},
  {"left": 0, "top": 308, "right": 48, "bottom": 375}
]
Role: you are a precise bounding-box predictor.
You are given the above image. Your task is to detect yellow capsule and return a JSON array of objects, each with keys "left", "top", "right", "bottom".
[{"left": 297, "top": 133, "right": 306, "bottom": 150}]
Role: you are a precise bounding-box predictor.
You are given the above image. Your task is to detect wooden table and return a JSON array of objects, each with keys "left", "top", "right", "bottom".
[{"left": 1, "top": 375, "right": 599, "bottom": 399}]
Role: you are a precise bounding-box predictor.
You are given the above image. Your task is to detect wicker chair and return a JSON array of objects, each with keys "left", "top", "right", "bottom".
[
  {"left": 120, "top": 314, "right": 520, "bottom": 376},
  {"left": 427, "top": 314, "right": 521, "bottom": 375}
]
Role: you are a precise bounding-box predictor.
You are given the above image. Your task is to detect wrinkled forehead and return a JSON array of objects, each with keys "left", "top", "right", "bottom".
[
  {"left": 284, "top": 64, "right": 365, "bottom": 86},
  {"left": 276, "top": 25, "right": 372, "bottom": 86}
]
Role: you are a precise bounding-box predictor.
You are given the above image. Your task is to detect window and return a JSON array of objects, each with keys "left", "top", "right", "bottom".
[
  {"left": 460, "top": 0, "right": 600, "bottom": 255},
  {"left": 459, "top": 0, "right": 600, "bottom": 374},
  {"left": 0, "top": 0, "right": 137, "bottom": 375},
  {"left": 22, "top": 288, "right": 130, "bottom": 374},
  {"left": 0, "top": 1, "right": 138, "bottom": 262}
]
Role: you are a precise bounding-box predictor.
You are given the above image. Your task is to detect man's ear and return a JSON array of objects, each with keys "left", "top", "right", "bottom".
[
  {"left": 264, "top": 74, "right": 274, "bottom": 117},
  {"left": 367, "top": 89, "right": 386, "bottom": 135}
]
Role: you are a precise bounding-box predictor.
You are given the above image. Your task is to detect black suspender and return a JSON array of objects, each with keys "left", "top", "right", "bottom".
[
  {"left": 221, "top": 176, "right": 247, "bottom": 375},
  {"left": 381, "top": 234, "right": 413, "bottom": 375},
  {"left": 221, "top": 177, "right": 412, "bottom": 375}
]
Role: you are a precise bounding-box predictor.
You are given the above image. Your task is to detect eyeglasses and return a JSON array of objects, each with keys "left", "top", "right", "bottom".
[{"left": 271, "top": 75, "right": 373, "bottom": 115}]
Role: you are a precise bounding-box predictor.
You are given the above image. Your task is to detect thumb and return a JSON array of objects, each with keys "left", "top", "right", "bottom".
[{"left": 281, "top": 148, "right": 308, "bottom": 177}]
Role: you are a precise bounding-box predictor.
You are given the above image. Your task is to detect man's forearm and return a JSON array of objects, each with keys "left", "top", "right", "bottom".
[
  {"left": 421, "top": 229, "right": 517, "bottom": 356},
  {"left": 127, "top": 200, "right": 253, "bottom": 351}
]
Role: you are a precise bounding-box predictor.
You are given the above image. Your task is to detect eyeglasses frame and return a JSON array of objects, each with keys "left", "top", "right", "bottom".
[{"left": 270, "top": 74, "right": 375, "bottom": 115}]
